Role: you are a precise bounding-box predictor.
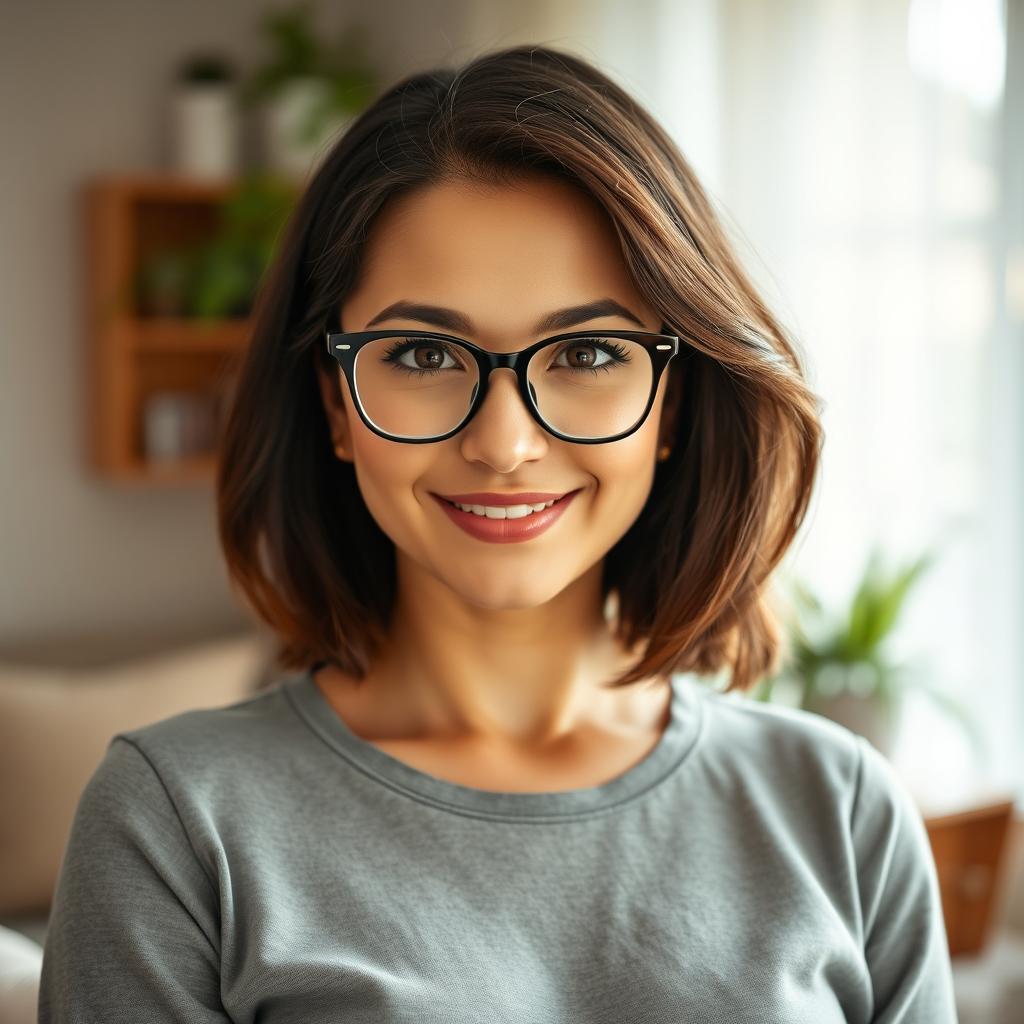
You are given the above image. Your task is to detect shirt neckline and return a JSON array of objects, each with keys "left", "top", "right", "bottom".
[{"left": 281, "top": 665, "right": 706, "bottom": 821}]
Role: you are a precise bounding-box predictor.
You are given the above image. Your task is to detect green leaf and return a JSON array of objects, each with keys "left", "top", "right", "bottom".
[
  {"left": 238, "top": 5, "right": 378, "bottom": 113},
  {"left": 843, "top": 545, "right": 935, "bottom": 657}
]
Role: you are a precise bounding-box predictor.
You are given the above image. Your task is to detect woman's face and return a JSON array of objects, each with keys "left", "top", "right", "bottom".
[{"left": 318, "top": 173, "right": 681, "bottom": 611}]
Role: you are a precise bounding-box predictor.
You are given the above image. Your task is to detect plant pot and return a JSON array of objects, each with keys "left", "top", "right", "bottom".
[
  {"left": 262, "top": 76, "right": 353, "bottom": 182},
  {"left": 169, "top": 83, "right": 240, "bottom": 179},
  {"left": 803, "top": 688, "right": 904, "bottom": 758}
]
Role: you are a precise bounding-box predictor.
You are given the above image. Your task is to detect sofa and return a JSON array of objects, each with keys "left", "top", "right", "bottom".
[{"left": 0, "top": 626, "right": 279, "bottom": 1022}]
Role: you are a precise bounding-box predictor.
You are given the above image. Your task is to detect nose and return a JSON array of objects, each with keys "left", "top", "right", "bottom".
[{"left": 457, "top": 367, "right": 549, "bottom": 468}]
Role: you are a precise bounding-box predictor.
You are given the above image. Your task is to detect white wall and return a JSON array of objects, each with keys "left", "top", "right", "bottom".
[{"left": 0, "top": 0, "right": 467, "bottom": 654}]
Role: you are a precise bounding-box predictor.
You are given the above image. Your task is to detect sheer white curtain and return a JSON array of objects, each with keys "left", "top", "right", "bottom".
[{"left": 585, "top": 0, "right": 1021, "bottom": 807}]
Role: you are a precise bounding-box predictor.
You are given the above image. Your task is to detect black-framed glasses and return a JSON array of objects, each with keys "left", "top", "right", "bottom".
[{"left": 324, "top": 325, "right": 683, "bottom": 444}]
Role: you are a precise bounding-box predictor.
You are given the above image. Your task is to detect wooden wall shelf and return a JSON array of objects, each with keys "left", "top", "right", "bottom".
[
  {"left": 82, "top": 174, "right": 291, "bottom": 485},
  {"left": 132, "top": 317, "right": 253, "bottom": 355}
]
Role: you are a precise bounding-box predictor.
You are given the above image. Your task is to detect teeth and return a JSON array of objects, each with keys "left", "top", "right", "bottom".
[{"left": 451, "top": 498, "right": 557, "bottom": 518}]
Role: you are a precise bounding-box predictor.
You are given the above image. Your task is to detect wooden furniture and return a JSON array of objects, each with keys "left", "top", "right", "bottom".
[
  {"left": 925, "top": 799, "right": 1019, "bottom": 956},
  {"left": 82, "top": 175, "right": 266, "bottom": 486}
]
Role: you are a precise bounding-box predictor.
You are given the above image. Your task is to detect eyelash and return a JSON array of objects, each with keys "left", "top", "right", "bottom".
[{"left": 379, "top": 337, "right": 634, "bottom": 378}]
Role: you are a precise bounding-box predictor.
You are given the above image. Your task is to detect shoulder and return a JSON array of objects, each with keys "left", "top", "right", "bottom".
[
  {"left": 692, "top": 685, "right": 926, "bottom": 853},
  {"left": 698, "top": 685, "right": 862, "bottom": 776},
  {"left": 117, "top": 673, "right": 296, "bottom": 743},
  {"left": 686, "top": 685, "right": 919, "bottom": 900},
  {"left": 96, "top": 674, "right": 307, "bottom": 796},
  {"left": 689, "top": 682, "right": 866, "bottom": 822}
]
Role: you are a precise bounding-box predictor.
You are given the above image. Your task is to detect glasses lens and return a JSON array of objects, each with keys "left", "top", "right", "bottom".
[
  {"left": 352, "top": 335, "right": 653, "bottom": 440},
  {"left": 354, "top": 337, "right": 480, "bottom": 439},
  {"left": 526, "top": 336, "right": 653, "bottom": 440}
]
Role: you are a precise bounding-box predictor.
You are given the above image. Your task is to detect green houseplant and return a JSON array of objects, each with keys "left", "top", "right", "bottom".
[
  {"left": 239, "top": 4, "right": 378, "bottom": 178},
  {"left": 134, "top": 172, "right": 295, "bottom": 321},
  {"left": 186, "top": 172, "right": 295, "bottom": 318},
  {"left": 752, "top": 544, "right": 982, "bottom": 760}
]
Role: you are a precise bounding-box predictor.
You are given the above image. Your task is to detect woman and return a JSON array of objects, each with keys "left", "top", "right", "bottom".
[{"left": 39, "top": 44, "right": 957, "bottom": 1022}]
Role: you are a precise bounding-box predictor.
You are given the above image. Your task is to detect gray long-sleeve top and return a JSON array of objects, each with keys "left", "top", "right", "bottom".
[{"left": 38, "top": 666, "right": 959, "bottom": 1022}]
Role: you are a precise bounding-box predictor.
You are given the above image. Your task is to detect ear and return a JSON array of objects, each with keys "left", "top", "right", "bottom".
[
  {"left": 316, "top": 359, "right": 354, "bottom": 463},
  {"left": 658, "top": 358, "right": 684, "bottom": 449}
]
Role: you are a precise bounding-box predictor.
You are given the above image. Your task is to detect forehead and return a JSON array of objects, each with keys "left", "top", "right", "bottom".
[{"left": 347, "top": 176, "right": 647, "bottom": 332}]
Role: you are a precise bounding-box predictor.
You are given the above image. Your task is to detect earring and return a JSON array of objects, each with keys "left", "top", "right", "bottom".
[{"left": 657, "top": 444, "right": 672, "bottom": 462}]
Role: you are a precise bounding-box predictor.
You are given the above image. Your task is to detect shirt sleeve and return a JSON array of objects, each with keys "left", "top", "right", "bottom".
[
  {"left": 38, "top": 735, "right": 232, "bottom": 1023},
  {"left": 850, "top": 733, "right": 959, "bottom": 1023}
]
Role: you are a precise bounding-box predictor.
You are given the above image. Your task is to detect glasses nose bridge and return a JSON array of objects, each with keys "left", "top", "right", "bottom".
[
  {"left": 476, "top": 347, "right": 530, "bottom": 395},
  {"left": 471, "top": 348, "right": 537, "bottom": 420},
  {"left": 484, "top": 348, "right": 525, "bottom": 372}
]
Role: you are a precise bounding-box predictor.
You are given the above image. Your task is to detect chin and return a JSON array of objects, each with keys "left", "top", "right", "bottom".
[{"left": 444, "top": 571, "right": 569, "bottom": 611}]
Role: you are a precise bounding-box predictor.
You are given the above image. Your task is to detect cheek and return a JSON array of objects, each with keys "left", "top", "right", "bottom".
[
  {"left": 346, "top": 427, "right": 432, "bottom": 539},
  {"left": 343, "top": 384, "right": 419, "bottom": 486},
  {"left": 592, "top": 396, "right": 663, "bottom": 479},
  {"left": 579, "top": 426, "right": 660, "bottom": 535}
]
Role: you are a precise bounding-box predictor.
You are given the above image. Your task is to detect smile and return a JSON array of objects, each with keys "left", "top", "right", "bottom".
[{"left": 431, "top": 489, "right": 582, "bottom": 543}]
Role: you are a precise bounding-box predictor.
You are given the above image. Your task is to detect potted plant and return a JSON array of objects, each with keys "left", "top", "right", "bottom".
[
  {"left": 134, "top": 173, "right": 295, "bottom": 321},
  {"left": 752, "top": 544, "right": 983, "bottom": 760},
  {"left": 239, "top": 4, "right": 378, "bottom": 180},
  {"left": 185, "top": 172, "right": 296, "bottom": 319},
  {"left": 136, "top": 248, "right": 193, "bottom": 317},
  {"left": 169, "top": 52, "right": 241, "bottom": 179}
]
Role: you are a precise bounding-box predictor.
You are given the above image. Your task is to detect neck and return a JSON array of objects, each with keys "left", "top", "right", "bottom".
[{"left": 348, "top": 555, "right": 657, "bottom": 748}]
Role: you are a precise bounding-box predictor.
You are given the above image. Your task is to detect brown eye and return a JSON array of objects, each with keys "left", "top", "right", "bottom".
[
  {"left": 413, "top": 346, "right": 446, "bottom": 370},
  {"left": 551, "top": 338, "right": 631, "bottom": 373},
  {"left": 563, "top": 345, "right": 600, "bottom": 368}
]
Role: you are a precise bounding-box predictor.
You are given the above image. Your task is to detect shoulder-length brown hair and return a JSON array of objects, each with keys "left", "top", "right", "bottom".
[{"left": 217, "top": 44, "right": 824, "bottom": 694}]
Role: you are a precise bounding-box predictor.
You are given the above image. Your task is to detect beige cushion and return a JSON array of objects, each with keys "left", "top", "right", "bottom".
[
  {"left": 0, "top": 924, "right": 43, "bottom": 1024},
  {"left": 0, "top": 630, "right": 275, "bottom": 916}
]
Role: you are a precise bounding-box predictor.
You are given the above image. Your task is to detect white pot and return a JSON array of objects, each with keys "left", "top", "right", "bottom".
[
  {"left": 804, "top": 687, "right": 904, "bottom": 758},
  {"left": 262, "top": 76, "right": 353, "bottom": 182},
  {"left": 169, "top": 83, "right": 240, "bottom": 180}
]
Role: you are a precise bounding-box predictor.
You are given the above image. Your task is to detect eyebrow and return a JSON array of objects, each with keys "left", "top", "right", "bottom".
[{"left": 364, "top": 297, "right": 646, "bottom": 335}]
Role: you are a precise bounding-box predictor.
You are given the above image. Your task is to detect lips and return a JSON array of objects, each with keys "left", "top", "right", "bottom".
[{"left": 432, "top": 489, "right": 581, "bottom": 543}]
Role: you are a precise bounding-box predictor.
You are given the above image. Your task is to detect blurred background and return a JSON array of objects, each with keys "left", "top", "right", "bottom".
[{"left": 1, "top": 0, "right": 1022, "bottom": 1020}]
